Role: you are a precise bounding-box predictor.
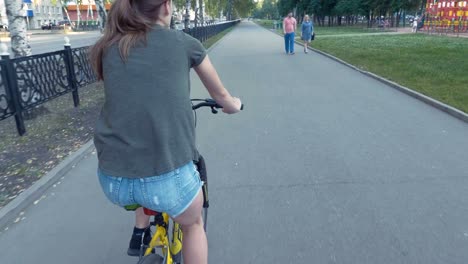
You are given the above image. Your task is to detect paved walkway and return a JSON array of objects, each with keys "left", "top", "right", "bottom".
[{"left": 1, "top": 21, "right": 468, "bottom": 264}]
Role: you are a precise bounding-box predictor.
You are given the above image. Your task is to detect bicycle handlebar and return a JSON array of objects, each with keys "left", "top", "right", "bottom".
[{"left": 191, "top": 98, "right": 244, "bottom": 113}]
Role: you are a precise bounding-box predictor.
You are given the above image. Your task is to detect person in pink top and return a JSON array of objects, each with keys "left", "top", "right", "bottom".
[{"left": 283, "top": 12, "right": 297, "bottom": 55}]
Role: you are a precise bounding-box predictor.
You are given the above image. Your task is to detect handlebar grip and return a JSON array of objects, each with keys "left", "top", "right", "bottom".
[{"left": 240, "top": 104, "right": 244, "bottom": 111}]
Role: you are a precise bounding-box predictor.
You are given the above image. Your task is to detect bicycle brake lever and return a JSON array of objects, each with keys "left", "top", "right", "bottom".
[{"left": 211, "top": 107, "right": 218, "bottom": 114}]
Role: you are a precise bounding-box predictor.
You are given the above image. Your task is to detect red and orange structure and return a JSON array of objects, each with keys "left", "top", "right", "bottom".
[{"left": 424, "top": 1, "right": 468, "bottom": 33}]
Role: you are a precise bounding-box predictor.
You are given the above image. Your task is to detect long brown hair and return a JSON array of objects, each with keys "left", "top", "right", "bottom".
[{"left": 89, "top": 0, "right": 168, "bottom": 80}]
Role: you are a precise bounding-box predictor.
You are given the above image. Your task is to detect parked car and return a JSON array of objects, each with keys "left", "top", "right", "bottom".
[
  {"left": 41, "top": 22, "right": 57, "bottom": 30},
  {"left": 0, "top": 23, "right": 8, "bottom": 31},
  {"left": 57, "top": 20, "right": 74, "bottom": 27}
]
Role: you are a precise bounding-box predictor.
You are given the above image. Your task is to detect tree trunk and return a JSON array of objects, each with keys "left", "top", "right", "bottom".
[
  {"left": 77, "top": 4, "right": 81, "bottom": 30},
  {"left": 4, "top": 0, "right": 49, "bottom": 117},
  {"left": 5, "top": 0, "right": 31, "bottom": 57},
  {"left": 61, "top": 2, "right": 72, "bottom": 23},
  {"left": 86, "top": 3, "right": 90, "bottom": 21},
  {"left": 194, "top": 0, "right": 199, "bottom": 27},
  {"left": 396, "top": 10, "right": 401, "bottom": 28},
  {"left": 184, "top": 0, "right": 190, "bottom": 29},
  {"left": 199, "top": 0, "right": 204, "bottom": 25},
  {"left": 403, "top": 10, "right": 406, "bottom": 27},
  {"left": 227, "top": 0, "right": 232, "bottom": 20},
  {"left": 94, "top": 0, "right": 107, "bottom": 31}
]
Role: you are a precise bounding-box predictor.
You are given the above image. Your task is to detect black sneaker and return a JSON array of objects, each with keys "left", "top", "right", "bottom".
[{"left": 127, "top": 228, "right": 152, "bottom": 257}]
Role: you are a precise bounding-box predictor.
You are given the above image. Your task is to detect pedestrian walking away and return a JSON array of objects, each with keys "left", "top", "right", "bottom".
[{"left": 283, "top": 12, "right": 297, "bottom": 55}]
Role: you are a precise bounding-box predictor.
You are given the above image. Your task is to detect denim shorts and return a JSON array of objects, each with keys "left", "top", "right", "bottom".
[{"left": 98, "top": 161, "right": 202, "bottom": 218}]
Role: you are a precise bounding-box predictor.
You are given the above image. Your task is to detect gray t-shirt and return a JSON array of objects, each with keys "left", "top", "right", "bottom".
[{"left": 94, "top": 25, "right": 207, "bottom": 178}]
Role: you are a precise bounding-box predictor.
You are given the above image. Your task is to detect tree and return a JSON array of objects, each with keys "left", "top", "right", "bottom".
[
  {"left": 59, "top": 0, "right": 73, "bottom": 26},
  {"left": 253, "top": 0, "right": 279, "bottom": 19},
  {"left": 334, "top": 0, "right": 358, "bottom": 19},
  {"left": 173, "top": 0, "right": 186, "bottom": 10},
  {"left": 5, "top": 0, "right": 31, "bottom": 57},
  {"left": 205, "top": 0, "right": 226, "bottom": 18},
  {"left": 94, "top": 0, "right": 107, "bottom": 31},
  {"left": 233, "top": 0, "right": 255, "bottom": 17},
  {"left": 277, "top": 0, "right": 295, "bottom": 17},
  {"left": 279, "top": 0, "right": 426, "bottom": 27}
]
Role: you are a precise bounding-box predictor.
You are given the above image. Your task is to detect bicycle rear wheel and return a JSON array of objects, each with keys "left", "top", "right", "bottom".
[{"left": 137, "top": 254, "right": 163, "bottom": 264}]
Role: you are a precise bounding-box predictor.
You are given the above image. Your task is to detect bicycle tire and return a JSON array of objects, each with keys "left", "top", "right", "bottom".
[{"left": 137, "top": 254, "right": 164, "bottom": 264}]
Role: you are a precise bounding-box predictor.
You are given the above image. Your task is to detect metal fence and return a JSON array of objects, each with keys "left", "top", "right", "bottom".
[
  {"left": 0, "top": 20, "right": 240, "bottom": 136},
  {"left": 183, "top": 20, "right": 240, "bottom": 43}
]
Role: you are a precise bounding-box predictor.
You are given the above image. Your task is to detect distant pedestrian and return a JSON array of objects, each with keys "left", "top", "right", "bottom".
[
  {"left": 283, "top": 12, "right": 297, "bottom": 55},
  {"left": 301, "top": 15, "right": 313, "bottom": 54},
  {"left": 412, "top": 19, "right": 418, "bottom": 32}
]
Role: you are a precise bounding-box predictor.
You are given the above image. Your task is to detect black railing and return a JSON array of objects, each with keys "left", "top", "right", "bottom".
[
  {"left": 0, "top": 20, "right": 240, "bottom": 136},
  {"left": 71, "top": 46, "right": 98, "bottom": 87},
  {"left": 0, "top": 42, "right": 85, "bottom": 135},
  {"left": 73, "top": 25, "right": 100, "bottom": 32},
  {"left": 184, "top": 20, "right": 240, "bottom": 43}
]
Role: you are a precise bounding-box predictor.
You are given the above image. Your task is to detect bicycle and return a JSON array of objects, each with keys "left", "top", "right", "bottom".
[{"left": 124, "top": 98, "right": 242, "bottom": 264}]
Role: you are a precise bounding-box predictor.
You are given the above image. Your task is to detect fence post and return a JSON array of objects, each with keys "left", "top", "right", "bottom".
[
  {"left": 63, "top": 37, "right": 80, "bottom": 107},
  {"left": 1, "top": 43, "right": 26, "bottom": 136}
]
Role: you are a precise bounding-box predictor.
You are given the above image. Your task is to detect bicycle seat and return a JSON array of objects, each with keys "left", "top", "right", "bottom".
[{"left": 124, "top": 204, "right": 159, "bottom": 216}]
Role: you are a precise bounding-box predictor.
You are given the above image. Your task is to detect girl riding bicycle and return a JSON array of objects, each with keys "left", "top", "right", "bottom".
[{"left": 89, "top": 0, "right": 242, "bottom": 263}]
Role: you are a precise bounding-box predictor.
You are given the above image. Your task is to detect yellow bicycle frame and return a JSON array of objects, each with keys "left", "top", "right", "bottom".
[{"left": 144, "top": 212, "right": 183, "bottom": 264}]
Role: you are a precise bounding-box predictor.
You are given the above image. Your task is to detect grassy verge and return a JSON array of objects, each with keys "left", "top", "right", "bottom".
[
  {"left": 0, "top": 83, "right": 104, "bottom": 208},
  {"left": 203, "top": 27, "right": 234, "bottom": 49},
  {"left": 254, "top": 19, "right": 394, "bottom": 36},
  {"left": 0, "top": 27, "right": 236, "bottom": 209},
  {"left": 255, "top": 20, "right": 468, "bottom": 114}
]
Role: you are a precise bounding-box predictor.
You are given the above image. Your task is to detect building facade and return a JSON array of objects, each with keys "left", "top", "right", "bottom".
[
  {"left": 65, "top": 0, "right": 111, "bottom": 24},
  {"left": 0, "top": 0, "right": 63, "bottom": 29},
  {"left": 30, "top": 0, "right": 64, "bottom": 29}
]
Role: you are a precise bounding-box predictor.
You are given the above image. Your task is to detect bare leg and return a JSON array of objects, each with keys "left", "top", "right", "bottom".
[
  {"left": 174, "top": 191, "right": 207, "bottom": 264},
  {"left": 135, "top": 207, "right": 150, "bottom": 228}
]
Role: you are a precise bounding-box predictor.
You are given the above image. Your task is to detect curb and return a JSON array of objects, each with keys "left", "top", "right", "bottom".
[
  {"left": 0, "top": 140, "right": 94, "bottom": 230},
  {"left": 0, "top": 24, "right": 239, "bottom": 230},
  {"left": 31, "top": 32, "right": 62, "bottom": 35},
  {"left": 257, "top": 23, "right": 468, "bottom": 124}
]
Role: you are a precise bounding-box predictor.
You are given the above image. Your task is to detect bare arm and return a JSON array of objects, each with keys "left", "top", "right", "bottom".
[{"left": 194, "top": 55, "right": 242, "bottom": 114}]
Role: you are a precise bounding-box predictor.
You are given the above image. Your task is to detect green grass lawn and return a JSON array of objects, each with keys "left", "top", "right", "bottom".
[
  {"left": 255, "top": 19, "right": 393, "bottom": 36},
  {"left": 315, "top": 26, "right": 394, "bottom": 35},
  {"left": 312, "top": 34, "right": 468, "bottom": 113},
  {"left": 255, "top": 19, "right": 468, "bottom": 114},
  {"left": 203, "top": 27, "right": 234, "bottom": 49}
]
